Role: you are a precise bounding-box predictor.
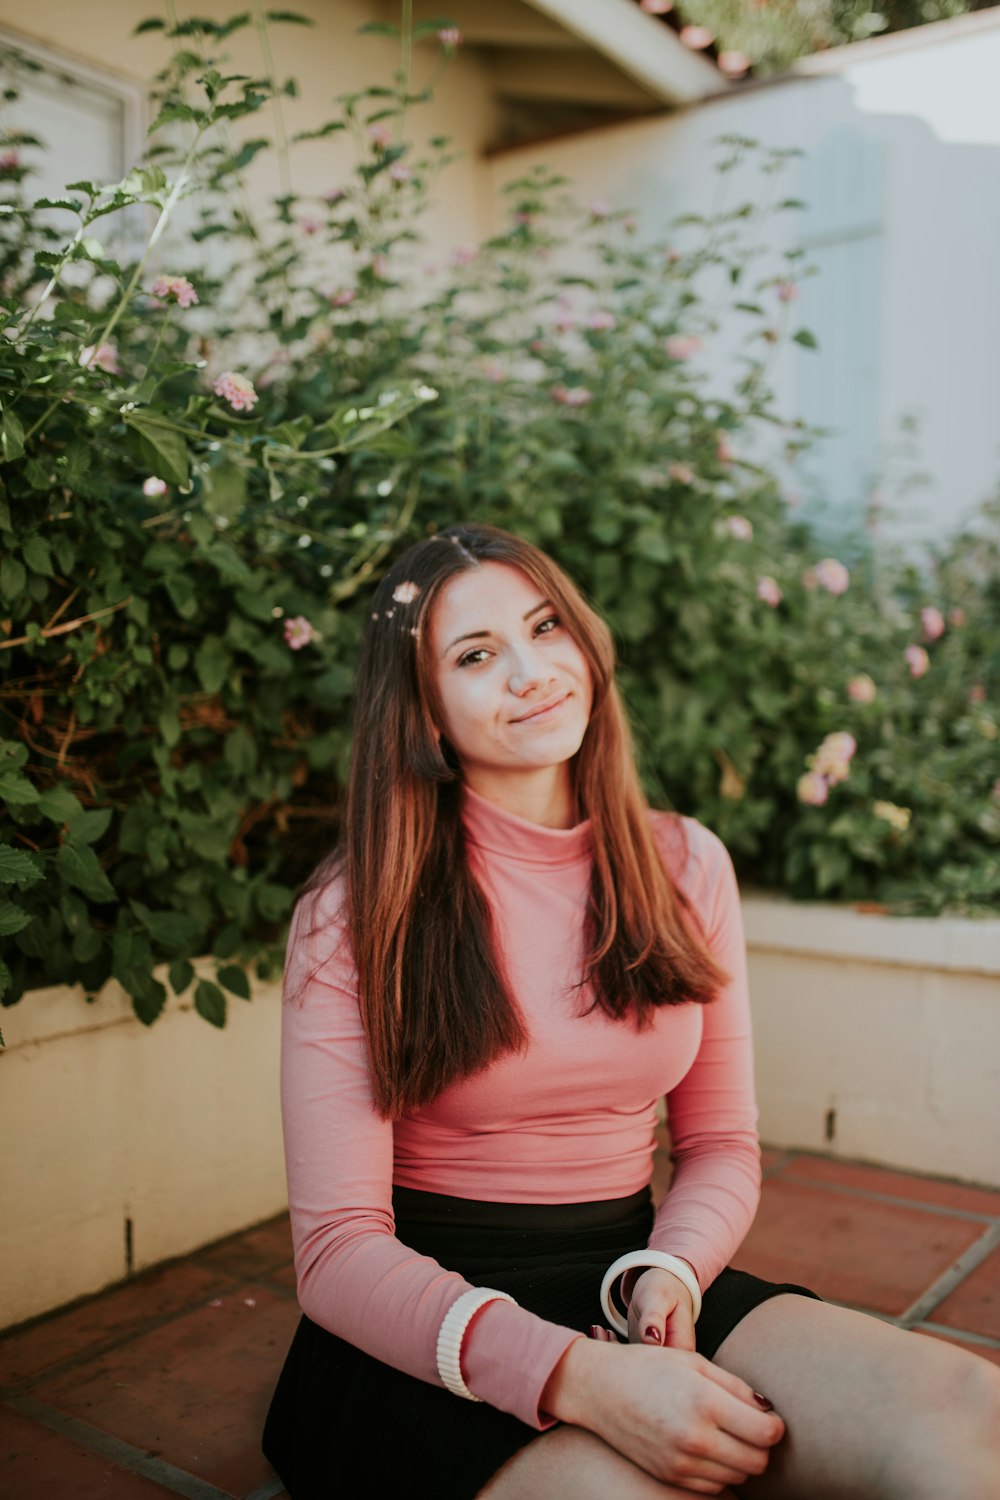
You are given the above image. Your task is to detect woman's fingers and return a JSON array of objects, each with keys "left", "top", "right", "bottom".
[{"left": 627, "top": 1267, "right": 697, "bottom": 1351}]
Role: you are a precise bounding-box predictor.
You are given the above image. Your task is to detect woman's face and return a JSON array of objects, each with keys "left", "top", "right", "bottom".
[{"left": 427, "top": 562, "right": 593, "bottom": 801}]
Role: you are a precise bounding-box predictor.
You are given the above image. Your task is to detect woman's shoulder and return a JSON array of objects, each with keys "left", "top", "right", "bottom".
[{"left": 647, "top": 808, "right": 734, "bottom": 901}]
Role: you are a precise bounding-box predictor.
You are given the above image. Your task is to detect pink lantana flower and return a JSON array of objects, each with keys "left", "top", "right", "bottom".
[
  {"left": 79, "top": 342, "right": 120, "bottom": 374},
  {"left": 389, "top": 163, "right": 412, "bottom": 183},
  {"left": 724, "top": 515, "right": 753, "bottom": 541},
  {"left": 551, "top": 384, "right": 593, "bottom": 407},
  {"left": 588, "top": 310, "right": 616, "bottom": 332},
  {"left": 949, "top": 607, "right": 966, "bottom": 628},
  {"left": 298, "top": 215, "right": 322, "bottom": 236},
  {"left": 450, "top": 245, "right": 476, "bottom": 268},
  {"left": 679, "top": 24, "right": 714, "bottom": 48},
  {"left": 368, "top": 123, "right": 392, "bottom": 149},
  {"left": 640, "top": 0, "right": 674, "bottom": 11},
  {"left": 664, "top": 334, "right": 702, "bottom": 360},
  {"left": 150, "top": 274, "right": 199, "bottom": 308},
  {"left": 371, "top": 254, "right": 389, "bottom": 279},
  {"left": 327, "top": 288, "right": 356, "bottom": 307},
  {"left": 284, "top": 616, "right": 318, "bottom": 650},
  {"left": 756, "top": 575, "right": 782, "bottom": 607},
  {"left": 716, "top": 435, "right": 733, "bottom": 465},
  {"left": 920, "top": 605, "right": 945, "bottom": 642},
  {"left": 669, "top": 462, "right": 694, "bottom": 485},
  {"left": 797, "top": 771, "right": 829, "bottom": 807},
  {"left": 437, "top": 27, "right": 462, "bottom": 47},
  {"left": 969, "top": 682, "right": 986, "bottom": 704},
  {"left": 142, "top": 476, "right": 168, "bottom": 498},
  {"left": 813, "top": 732, "right": 857, "bottom": 785},
  {"left": 775, "top": 281, "right": 799, "bottom": 302},
  {"left": 213, "top": 371, "right": 258, "bottom": 412},
  {"left": 587, "top": 197, "right": 611, "bottom": 219},
  {"left": 848, "top": 674, "right": 877, "bottom": 704},
  {"left": 904, "top": 644, "right": 930, "bottom": 678},
  {"left": 322, "top": 186, "right": 345, "bottom": 204},
  {"left": 814, "top": 557, "right": 850, "bottom": 595},
  {"left": 718, "top": 50, "right": 750, "bottom": 77}
]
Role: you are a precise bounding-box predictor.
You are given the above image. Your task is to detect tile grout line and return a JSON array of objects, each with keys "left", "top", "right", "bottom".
[
  {"left": 2, "top": 1391, "right": 238, "bottom": 1500},
  {"left": 244, "top": 1479, "right": 286, "bottom": 1500},
  {"left": 776, "top": 1173, "right": 1000, "bottom": 1224},
  {"left": 914, "top": 1321, "right": 1000, "bottom": 1351},
  {"left": 896, "top": 1222, "right": 1000, "bottom": 1327}
]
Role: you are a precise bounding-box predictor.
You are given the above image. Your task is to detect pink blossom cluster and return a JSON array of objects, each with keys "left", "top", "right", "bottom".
[
  {"left": 368, "top": 123, "right": 392, "bottom": 150},
  {"left": 679, "top": 24, "right": 714, "bottom": 48},
  {"left": 904, "top": 644, "right": 930, "bottom": 678},
  {"left": 588, "top": 310, "right": 616, "bottom": 332},
  {"left": 756, "top": 575, "right": 782, "bottom": 607},
  {"left": 664, "top": 334, "right": 702, "bottom": 360},
  {"left": 298, "top": 215, "right": 322, "bottom": 236},
  {"left": 920, "top": 605, "right": 945, "bottom": 642},
  {"left": 775, "top": 281, "right": 799, "bottom": 303},
  {"left": 150, "top": 274, "right": 198, "bottom": 308},
  {"left": 723, "top": 515, "right": 752, "bottom": 541},
  {"left": 142, "top": 476, "right": 168, "bottom": 498},
  {"left": 797, "top": 731, "right": 858, "bottom": 806},
  {"left": 551, "top": 384, "right": 592, "bottom": 407},
  {"left": 437, "top": 27, "right": 462, "bottom": 47},
  {"left": 669, "top": 462, "right": 694, "bottom": 485},
  {"left": 327, "top": 288, "right": 355, "bottom": 308},
  {"left": 284, "top": 616, "right": 318, "bottom": 650},
  {"left": 450, "top": 245, "right": 476, "bottom": 268},
  {"left": 0, "top": 149, "right": 20, "bottom": 173},
  {"left": 389, "top": 163, "right": 412, "bottom": 184},
  {"left": 79, "top": 342, "right": 120, "bottom": 374},
  {"left": 213, "top": 371, "right": 258, "bottom": 412},
  {"left": 586, "top": 198, "right": 611, "bottom": 220},
  {"left": 847, "top": 673, "right": 877, "bottom": 704}
]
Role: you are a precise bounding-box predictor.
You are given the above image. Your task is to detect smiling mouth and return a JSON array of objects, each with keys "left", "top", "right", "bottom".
[{"left": 510, "top": 693, "right": 570, "bottom": 724}]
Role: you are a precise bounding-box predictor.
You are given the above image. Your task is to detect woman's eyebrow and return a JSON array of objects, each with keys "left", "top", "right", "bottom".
[{"left": 443, "top": 599, "right": 553, "bottom": 654}]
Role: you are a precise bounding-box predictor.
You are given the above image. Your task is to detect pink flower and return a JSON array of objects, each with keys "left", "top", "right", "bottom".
[
  {"left": 813, "top": 732, "right": 857, "bottom": 785},
  {"left": 298, "top": 215, "right": 322, "bottom": 235},
  {"left": 529, "top": 339, "right": 546, "bottom": 354},
  {"left": 949, "top": 606, "right": 966, "bottom": 627},
  {"left": 797, "top": 771, "right": 829, "bottom": 807},
  {"left": 588, "top": 310, "right": 616, "bottom": 332},
  {"left": 969, "top": 682, "right": 986, "bottom": 704},
  {"left": 664, "top": 334, "right": 702, "bottom": 360},
  {"left": 392, "top": 580, "right": 420, "bottom": 605},
  {"left": 679, "top": 24, "right": 714, "bottom": 48},
  {"left": 142, "top": 476, "right": 168, "bottom": 498},
  {"left": 368, "top": 123, "right": 392, "bottom": 149},
  {"left": 716, "top": 436, "right": 733, "bottom": 465},
  {"left": 437, "top": 26, "right": 462, "bottom": 47},
  {"left": 150, "top": 274, "right": 199, "bottom": 308},
  {"left": 551, "top": 384, "right": 593, "bottom": 407},
  {"left": 718, "top": 50, "right": 750, "bottom": 76},
  {"left": 640, "top": 0, "right": 674, "bottom": 10},
  {"left": 79, "top": 342, "right": 120, "bottom": 374},
  {"left": 371, "top": 254, "right": 389, "bottom": 279},
  {"left": 669, "top": 462, "right": 694, "bottom": 485},
  {"left": 327, "top": 287, "right": 355, "bottom": 307},
  {"left": 213, "top": 370, "right": 258, "bottom": 412},
  {"left": 775, "top": 281, "right": 799, "bottom": 302},
  {"left": 389, "top": 163, "right": 412, "bottom": 183},
  {"left": 920, "top": 605, "right": 945, "bottom": 642},
  {"left": 848, "top": 674, "right": 877, "bottom": 704},
  {"left": 586, "top": 198, "right": 611, "bottom": 219},
  {"left": 321, "top": 186, "right": 345, "bottom": 204},
  {"left": 904, "top": 644, "right": 930, "bottom": 678},
  {"left": 481, "top": 357, "right": 506, "bottom": 383},
  {"left": 757, "top": 575, "right": 782, "bottom": 607},
  {"left": 0, "top": 149, "right": 21, "bottom": 173},
  {"left": 514, "top": 211, "right": 533, "bottom": 227},
  {"left": 724, "top": 515, "right": 753, "bottom": 541},
  {"left": 284, "top": 615, "right": 318, "bottom": 650},
  {"left": 814, "top": 558, "right": 850, "bottom": 595},
  {"left": 554, "top": 313, "right": 575, "bottom": 334},
  {"left": 449, "top": 245, "right": 477, "bottom": 268}
]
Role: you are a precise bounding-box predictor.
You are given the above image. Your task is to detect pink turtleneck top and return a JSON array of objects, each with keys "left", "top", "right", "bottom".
[{"left": 280, "top": 789, "right": 760, "bottom": 1431}]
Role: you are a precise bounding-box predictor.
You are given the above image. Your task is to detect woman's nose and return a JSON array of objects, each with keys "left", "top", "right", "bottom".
[{"left": 508, "top": 648, "right": 552, "bottom": 696}]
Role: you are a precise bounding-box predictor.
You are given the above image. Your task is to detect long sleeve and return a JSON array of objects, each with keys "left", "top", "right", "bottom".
[
  {"left": 279, "top": 880, "right": 582, "bottom": 1430},
  {"left": 647, "top": 823, "right": 762, "bottom": 1289}
]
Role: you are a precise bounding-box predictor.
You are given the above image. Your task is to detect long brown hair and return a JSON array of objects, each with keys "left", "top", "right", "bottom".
[{"left": 295, "top": 524, "right": 727, "bottom": 1118}]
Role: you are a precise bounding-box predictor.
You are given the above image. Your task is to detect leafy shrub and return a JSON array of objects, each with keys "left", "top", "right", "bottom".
[{"left": 1, "top": 9, "right": 997, "bottom": 1029}]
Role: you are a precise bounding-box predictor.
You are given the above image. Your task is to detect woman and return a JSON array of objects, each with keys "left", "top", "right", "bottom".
[{"left": 262, "top": 524, "right": 1000, "bottom": 1499}]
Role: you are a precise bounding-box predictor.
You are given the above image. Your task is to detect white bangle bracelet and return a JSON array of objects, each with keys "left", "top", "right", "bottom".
[
  {"left": 600, "top": 1251, "right": 703, "bottom": 1337},
  {"left": 435, "top": 1287, "right": 516, "bottom": 1401}
]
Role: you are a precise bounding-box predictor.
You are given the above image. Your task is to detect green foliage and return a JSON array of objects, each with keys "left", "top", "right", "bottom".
[{"left": 0, "top": 12, "right": 997, "bottom": 1031}]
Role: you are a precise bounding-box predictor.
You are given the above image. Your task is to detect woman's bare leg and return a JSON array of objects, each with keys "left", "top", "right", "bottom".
[
  {"left": 711, "top": 1294, "right": 1000, "bottom": 1499},
  {"left": 478, "top": 1426, "right": 738, "bottom": 1500}
]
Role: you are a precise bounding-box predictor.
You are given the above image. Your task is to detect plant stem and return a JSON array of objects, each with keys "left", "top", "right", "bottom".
[{"left": 253, "top": 0, "right": 292, "bottom": 201}]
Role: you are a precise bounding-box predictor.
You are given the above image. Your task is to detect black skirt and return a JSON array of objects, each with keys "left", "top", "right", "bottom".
[{"left": 262, "top": 1187, "right": 818, "bottom": 1499}]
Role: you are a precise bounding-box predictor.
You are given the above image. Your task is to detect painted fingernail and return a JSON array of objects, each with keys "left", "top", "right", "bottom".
[
  {"left": 753, "top": 1392, "right": 774, "bottom": 1410},
  {"left": 588, "top": 1325, "right": 603, "bottom": 1339},
  {"left": 644, "top": 1325, "right": 662, "bottom": 1344}
]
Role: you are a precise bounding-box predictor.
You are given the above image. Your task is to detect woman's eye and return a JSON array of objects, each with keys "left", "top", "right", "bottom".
[
  {"left": 535, "top": 615, "right": 561, "bottom": 636},
  {"left": 457, "top": 647, "right": 490, "bottom": 668}
]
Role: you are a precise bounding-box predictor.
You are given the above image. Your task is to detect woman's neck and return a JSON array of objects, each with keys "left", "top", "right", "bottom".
[{"left": 460, "top": 767, "right": 577, "bottom": 829}]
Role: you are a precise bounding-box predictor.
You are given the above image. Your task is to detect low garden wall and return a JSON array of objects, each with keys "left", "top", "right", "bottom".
[{"left": 2, "top": 900, "right": 998, "bottom": 1331}]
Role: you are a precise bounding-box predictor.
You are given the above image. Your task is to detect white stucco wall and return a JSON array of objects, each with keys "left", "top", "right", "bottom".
[{"left": 486, "top": 15, "right": 1000, "bottom": 549}]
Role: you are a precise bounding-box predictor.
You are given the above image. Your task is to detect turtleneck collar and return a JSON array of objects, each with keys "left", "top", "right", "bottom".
[{"left": 460, "top": 783, "right": 593, "bottom": 869}]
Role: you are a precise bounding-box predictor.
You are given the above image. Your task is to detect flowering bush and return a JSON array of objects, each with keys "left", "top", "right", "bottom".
[{"left": 0, "top": 10, "right": 997, "bottom": 1033}]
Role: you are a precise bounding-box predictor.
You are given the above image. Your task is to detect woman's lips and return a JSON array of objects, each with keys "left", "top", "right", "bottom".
[{"left": 510, "top": 692, "right": 570, "bottom": 724}]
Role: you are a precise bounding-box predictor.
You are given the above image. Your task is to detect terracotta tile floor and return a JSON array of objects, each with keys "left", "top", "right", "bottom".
[{"left": 3, "top": 1149, "right": 1000, "bottom": 1499}]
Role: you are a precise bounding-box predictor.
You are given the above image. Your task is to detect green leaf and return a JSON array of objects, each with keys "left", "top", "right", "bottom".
[
  {"left": 0, "top": 958, "right": 11, "bottom": 1002},
  {"left": 194, "top": 978, "right": 227, "bottom": 1027},
  {"left": 201, "top": 463, "right": 247, "bottom": 520},
  {"left": 56, "top": 842, "right": 116, "bottom": 902},
  {"left": 134, "top": 17, "right": 166, "bottom": 31},
  {"left": 357, "top": 20, "right": 398, "bottom": 36},
  {"left": 0, "top": 846, "right": 43, "bottom": 887},
  {"left": 0, "top": 772, "right": 40, "bottom": 807},
  {"left": 792, "top": 328, "right": 818, "bottom": 350},
  {"left": 130, "top": 901, "right": 202, "bottom": 952},
  {"left": 158, "top": 703, "right": 181, "bottom": 747},
  {"left": 165, "top": 571, "right": 198, "bottom": 619},
  {"left": 0, "top": 899, "right": 33, "bottom": 937},
  {"left": 66, "top": 807, "right": 113, "bottom": 845},
  {"left": 1, "top": 409, "right": 25, "bottom": 463},
  {"left": 224, "top": 726, "right": 257, "bottom": 775},
  {"left": 194, "top": 634, "right": 228, "bottom": 693},
  {"left": 169, "top": 958, "right": 195, "bottom": 995},
  {"left": 266, "top": 8, "right": 314, "bottom": 21},
  {"left": 37, "top": 785, "right": 84, "bottom": 822},
  {"left": 0, "top": 556, "right": 26, "bottom": 601},
  {"left": 217, "top": 963, "right": 251, "bottom": 999},
  {"left": 124, "top": 410, "right": 190, "bottom": 485}
]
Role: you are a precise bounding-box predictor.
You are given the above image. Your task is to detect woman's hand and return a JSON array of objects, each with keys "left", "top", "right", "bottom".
[
  {"left": 627, "top": 1266, "right": 697, "bottom": 1350},
  {"left": 542, "top": 1338, "right": 784, "bottom": 1494}
]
